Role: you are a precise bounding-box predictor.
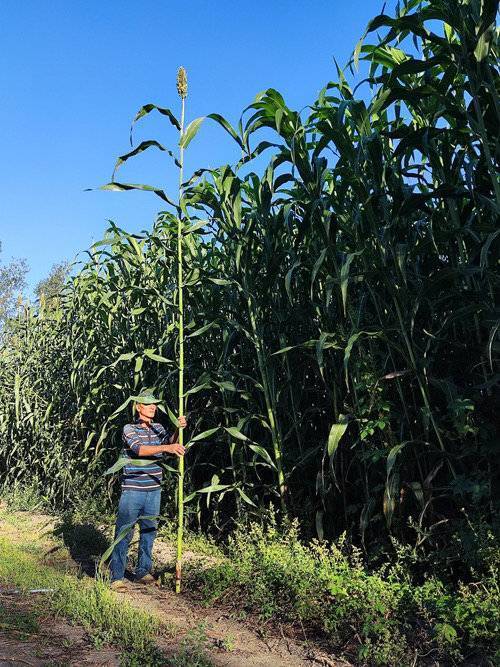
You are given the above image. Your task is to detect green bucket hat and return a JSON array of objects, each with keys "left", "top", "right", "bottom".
[{"left": 131, "top": 390, "right": 161, "bottom": 405}]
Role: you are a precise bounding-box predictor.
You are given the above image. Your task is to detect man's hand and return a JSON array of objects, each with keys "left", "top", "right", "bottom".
[
  {"left": 168, "top": 415, "right": 187, "bottom": 447},
  {"left": 163, "top": 442, "right": 185, "bottom": 457}
]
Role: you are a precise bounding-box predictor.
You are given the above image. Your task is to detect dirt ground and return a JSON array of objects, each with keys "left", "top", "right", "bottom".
[
  {"left": 0, "top": 590, "right": 121, "bottom": 666},
  {"left": 0, "top": 510, "right": 350, "bottom": 667}
]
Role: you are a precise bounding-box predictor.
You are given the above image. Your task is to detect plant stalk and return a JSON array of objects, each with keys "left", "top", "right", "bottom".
[{"left": 175, "top": 77, "right": 186, "bottom": 594}]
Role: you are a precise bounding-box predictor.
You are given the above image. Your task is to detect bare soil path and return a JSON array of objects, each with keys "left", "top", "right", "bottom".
[
  {"left": 0, "top": 509, "right": 349, "bottom": 667},
  {"left": 0, "top": 590, "right": 121, "bottom": 666}
]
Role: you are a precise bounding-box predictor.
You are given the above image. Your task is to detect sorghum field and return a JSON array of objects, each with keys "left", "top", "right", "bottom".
[{"left": 1, "top": 1, "right": 498, "bottom": 665}]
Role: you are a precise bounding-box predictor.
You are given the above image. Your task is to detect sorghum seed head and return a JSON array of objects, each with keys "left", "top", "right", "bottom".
[{"left": 177, "top": 67, "right": 188, "bottom": 99}]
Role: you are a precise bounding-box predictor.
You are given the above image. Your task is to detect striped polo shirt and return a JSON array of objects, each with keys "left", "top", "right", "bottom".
[{"left": 121, "top": 421, "right": 170, "bottom": 491}]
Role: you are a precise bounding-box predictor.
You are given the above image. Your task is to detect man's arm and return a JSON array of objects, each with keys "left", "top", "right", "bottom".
[
  {"left": 137, "top": 442, "right": 184, "bottom": 456},
  {"left": 124, "top": 425, "right": 184, "bottom": 458}
]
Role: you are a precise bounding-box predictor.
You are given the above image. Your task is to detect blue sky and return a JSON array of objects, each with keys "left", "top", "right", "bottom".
[{"left": 0, "top": 0, "right": 385, "bottom": 294}]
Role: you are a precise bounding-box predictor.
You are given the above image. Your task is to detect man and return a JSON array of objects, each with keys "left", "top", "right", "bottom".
[{"left": 110, "top": 393, "right": 186, "bottom": 590}]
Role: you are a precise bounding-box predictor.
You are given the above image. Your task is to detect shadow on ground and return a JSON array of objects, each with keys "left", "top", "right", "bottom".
[{"left": 52, "top": 516, "right": 110, "bottom": 576}]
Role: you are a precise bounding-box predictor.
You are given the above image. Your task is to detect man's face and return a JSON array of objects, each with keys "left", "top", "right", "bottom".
[{"left": 136, "top": 402, "right": 157, "bottom": 421}]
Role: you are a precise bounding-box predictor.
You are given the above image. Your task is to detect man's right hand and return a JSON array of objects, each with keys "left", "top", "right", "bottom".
[{"left": 163, "top": 443, "right": 185, "bottom": 457}]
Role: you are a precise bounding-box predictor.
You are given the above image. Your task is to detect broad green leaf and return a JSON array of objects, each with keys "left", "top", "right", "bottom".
[
  {"left": 186, "top": 322, "right": 219, "bottom": 338},
  {"left": 132, "top": 104, "right": 180, "bottom": 131},
  {"left": 387, "top": 443, "right": 405, "bottom": 478},
  {"left": 144, "top": 350, "right": 172, "bottom": 363},
  {"left": 311, "top": 248, "right": 327, "bottom": 297},
  {"left": 224, "top": 426, "right": 248, "bottom": 441},
  {"left": 327, "top": 422, "right": 348, "bottom": 457},
  {"left": 113, "top": 140, "right": 181, "bottom": 180},
  {"left": 183, "top": 382, "right": 210, "bottom": 396},
  {"left": 104, "top": 456, "right": 158, "bottom": 475},
  {"left": 166, "top": 404, "right": 179, "bottom": 428},
  {"left": 474, "top": 23, "right": 495, "bottom": 61},
  {"left": 340, "top": 251, "right": 362, "bottom": 316},
  {"left": 285, "top": 260, "right": 300, "bottom": 303},
  {"left": 100, "top": 514, "right": 162, "bottom": 563},
  {"left": 236, "top": 487, "right": 256, "bottom": 507},
  {"left": 208, "top": 278, "right": 233, "bottom": 286},
  {"left": 207, "top": 113, "right": 244, "bottom": 150},
  {"left": 188, "top": 427, "right": 219, "bottom": 443},
  {"left": 248, "top": 443, "right": 277, "bottom": 469},
  {"left": 196, "top": 483, "right": 232, "bottom": 494},
  {"left": 180, "top": 117, "right": 205, "bottom": 149},
  {"left": 214, "top": 381, "right": 236, "bottom": 391},
  {"left": 183, "top": 219, "right": 209, "bottom": 235}
]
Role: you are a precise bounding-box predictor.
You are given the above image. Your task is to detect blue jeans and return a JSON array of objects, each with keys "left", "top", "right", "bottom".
[{"left": 110, "top": 488, "right": 161, "bottom": 582}]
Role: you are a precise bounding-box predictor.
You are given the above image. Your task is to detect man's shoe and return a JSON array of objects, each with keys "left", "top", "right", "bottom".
[
  {"left": 135, "top": 573, "right": 156, "bottom": 585},
  {"left": 110, "top": 579, "right": 127, "bottom": 592}
]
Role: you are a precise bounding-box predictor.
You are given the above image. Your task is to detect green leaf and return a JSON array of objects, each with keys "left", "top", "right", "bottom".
[
  {"left": 206, "top": 113, "right": 244, "bottom": 150},
  {"left": 104, "top": 456, "right": 158, "bottom": 476},
  {"left": 100, "top": 514, "right": 161, "bottom": 564},
  {"left": 109, "top": 396, "right": 133, "bottom": 419},
  {"left": 344, "top": 331, "right": 381, "bottom": 385},
  {"left": 248, "top": 443, "right": 277, "bottom": 469},
  {"left": 100, "top": 182, "right": 177, "bottom": 208},
  {"left": 186, "top": 322, "right": 219, "bottom": 338},
  {"left": 236, "top": 487, "right": 256, "bottom": 507},
  {"left": 183, "top": 382, "right": 210, "bottom": 397},
  {"left": 224, "top": 426, "right": 248, "bottom": 441},
  {"left": 474, "top": 23, "right": 495, "bottom": 61},
  {"left": 196, "top": 483, "right": 232, "bottom": 494},
  {"left": 311, "top": 248, "right": 327, "bottom": 297},
  {"left": 327, "top": 422, "right": 348, "bottom": 457},
  {"left": 113, "top": 141, "right": 181, "bottom": 181},
  {"left": 271, "top": 344, "right": 297, "bottom": 356},
  {"left": 132, "top": 104, "right": 180, "bottom": 132},
  {"left": 183, "top": 219, "right": 209, "bottom": 235},
  {"left": 166, "top": 404, "right": 179, "bottom": 428},
  {"left": 180, "top": 117, "right": 205, "bottom": 149},
  {"left": 285, "top": 260, "right": 300, "bottom": 303},
  {"left": 214, "top": 381, "right": 236, "bottom": 391},
  {"left": 188, "top": 427, "right": 219, "bottom": 444},
  {"left": 340, "top": 251, "right": 362, "bottom": 316},
  {"left": 208, "top": 278, "right": 233, "bottom": 286},
  {"left": 144, "top": 350, "right": 172, "bottom": 363},
  {"left": 387, "top": 443, "right": 405, "bottom": 478}
]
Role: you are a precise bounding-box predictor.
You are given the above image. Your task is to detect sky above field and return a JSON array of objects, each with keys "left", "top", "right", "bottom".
[{"left": 1, "top": 0, "right": 385, "bottom": 295}]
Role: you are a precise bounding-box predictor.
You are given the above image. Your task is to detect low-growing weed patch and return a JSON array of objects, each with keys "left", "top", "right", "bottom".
[{"left": 192, "top": 520, "right": 500, "bottom": 665}]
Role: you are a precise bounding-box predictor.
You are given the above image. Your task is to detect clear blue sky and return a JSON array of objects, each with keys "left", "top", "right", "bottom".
[{"left": 0, "top": 0, "right": 385, "bottom": 294}]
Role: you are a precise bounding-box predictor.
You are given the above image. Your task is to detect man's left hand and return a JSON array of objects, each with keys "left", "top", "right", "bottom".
[{"left": 178, "top": 415, "right": 187, "bottom": 429}]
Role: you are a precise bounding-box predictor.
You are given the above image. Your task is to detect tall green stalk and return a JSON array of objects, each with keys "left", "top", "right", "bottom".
[{"left": 175, "top": 66, "right": 187, "bottom": 594}]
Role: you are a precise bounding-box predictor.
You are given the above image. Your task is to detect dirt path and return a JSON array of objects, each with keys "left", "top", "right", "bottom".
[
  {"left": 0, "top": 589, "right": 121, "bottom": 666},
  {"left": 0, "top": 509, "right": 349, "bottom": 667},
  {"left": 116, "top": 580, "right": 326, "bottom": 667}
]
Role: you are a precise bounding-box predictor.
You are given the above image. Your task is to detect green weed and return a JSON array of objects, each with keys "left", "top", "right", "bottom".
[
  {"left": 0, "top": 602, "right": 40, "bottom": 636},
  {"left": 193, "top": 519, "right": 500, "bottom": 665},
  {"left": 168, "top": 623, "right": 213, "bottom": 667}
]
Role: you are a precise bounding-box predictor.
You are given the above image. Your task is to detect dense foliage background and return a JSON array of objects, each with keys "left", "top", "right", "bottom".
[{"left": 1, "top": 0, "right": 498, "bottom": 578}]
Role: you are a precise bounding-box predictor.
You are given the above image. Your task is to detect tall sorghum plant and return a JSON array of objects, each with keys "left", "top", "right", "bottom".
[{"left": 175, "top": 65, "right": 187, "bottom": 593}]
